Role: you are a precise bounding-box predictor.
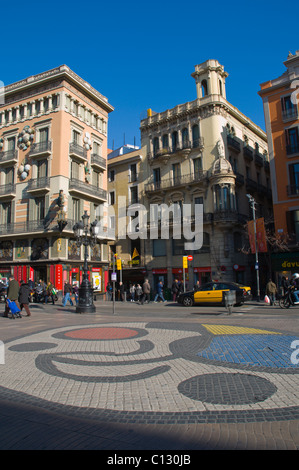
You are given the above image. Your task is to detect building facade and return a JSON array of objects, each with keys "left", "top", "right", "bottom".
[
  {"left": 140, "top": 60, "right": 272, "bottom": 293},
  {"left": 107, "top": 145, "right": 147, "bottom": 286},
  {"left": 259, "top": 51, "right": 299, "bottom": 278},
  {"left": 0, "top": 65, "right": 113, "bottom": 292}
]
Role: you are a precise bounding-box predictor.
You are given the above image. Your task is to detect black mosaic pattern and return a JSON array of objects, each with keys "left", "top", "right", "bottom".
[{"left": 178, "top": 373, "right": 277, "bottom": 405}]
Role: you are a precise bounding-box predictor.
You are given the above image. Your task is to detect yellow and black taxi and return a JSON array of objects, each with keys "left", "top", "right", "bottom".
[{"left": 177, "top": 282, "right": 252, "bottom": 307}]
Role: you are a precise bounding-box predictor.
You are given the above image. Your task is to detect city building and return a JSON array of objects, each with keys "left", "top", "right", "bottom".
[
  {"left": 0, "top": 65, "right": 114, "bottom": 292},
  {"left": 140, "top": 59, "right": 272, "bottom": 293},
  {"left": 107, "top": 145, "right": 147, "bottom": 286},
  {"left": 259, "top": 50, "right": 299, "bottom": 278}
]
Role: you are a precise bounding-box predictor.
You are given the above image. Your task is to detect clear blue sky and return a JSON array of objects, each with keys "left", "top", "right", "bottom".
[{"left": 1, "top": 0, "right": 298, "bottom": 150}]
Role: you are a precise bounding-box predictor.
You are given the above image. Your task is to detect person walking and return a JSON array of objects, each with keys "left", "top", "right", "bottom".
[
  {"left": 45, "top": 281, "right": 55, "bottom": 305},
  {"left": 4, "top": 275, "right": 20, "bottom": 317},
  {"left": 19, "top": 280, "right": 31, "bottom": 316},
  {"left": 141, "top": 279, "right": 151, "bottom": 304},
  {"left": 72, "top": 282, "right": 79, "bottom": 305},
  {"left": 106, "top": 282, "right": 112, "bottom": 301},
  {"left": 62, "top": 281, "right": 73, "bottom": 307},
  {"left": 154, "top": 280, "right": 167, "bottom": 303},
  {"left": 266, "top": 279, "right": 277, "bottom": 305},
  {"left": 171, "top": 279, "right": 180, "bottom": 302},
  {"left": 119, "top": 281, "right": 125, "bottom": 302},
  {"left": 136, "top": 284, "right": 142, "bottom": 302},
  {"left": 129, "top": 284, "right": 136, "bottom": 302}
]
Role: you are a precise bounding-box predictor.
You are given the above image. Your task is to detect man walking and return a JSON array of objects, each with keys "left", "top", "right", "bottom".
[
  {"left": 19, "top": 280, "right": 31, "bottom": 316},
  {"left": 141, "top": 279, "right": 151, "bottom": 304},
  {"left": 62, "top": 281, "right": 73, "bottom": 307},
  {"left": 154, "top": 280, "right": 167, "bottom": 303},
  {"left": 266, "top": 279, "right": 277, "bottom": 306},
  {"left": 4, "top": 275, "right": 20, "bottom": 317}
]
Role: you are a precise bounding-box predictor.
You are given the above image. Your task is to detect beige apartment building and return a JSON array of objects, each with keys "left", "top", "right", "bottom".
[
  {"left": 0, "top": 65, "right": 113, "bottom": 292},
  {"left": 107, "top": 144, "right": 147, "bottom": 285},
  {"left": 139, "top": 60, "right": 272, "bottom": 293}
]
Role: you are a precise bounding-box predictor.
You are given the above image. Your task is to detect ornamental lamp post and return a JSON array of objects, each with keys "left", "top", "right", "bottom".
[
  {"left": 73, "top": 210, "right": 99, "bottom": 313},
  {"left": 246, "top": 194, "right": 260, "bottom": 302}
]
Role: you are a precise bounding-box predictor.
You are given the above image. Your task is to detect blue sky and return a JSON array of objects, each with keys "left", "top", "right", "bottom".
[{"left": 1, "top": 0, "right": 298, "bottom": 150}]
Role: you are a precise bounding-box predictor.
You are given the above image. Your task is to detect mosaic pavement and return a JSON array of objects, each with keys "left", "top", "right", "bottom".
[{"left": 1, "top": 321, "right": 299, "bottom": 424}]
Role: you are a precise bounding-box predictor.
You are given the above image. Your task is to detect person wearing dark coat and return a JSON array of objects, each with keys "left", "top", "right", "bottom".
[
  {"left": 4, "top": 275, "right": 20, "bottom": 317},
  {"left": 19, "top": 280, "right": 31, "bottom": 316}
]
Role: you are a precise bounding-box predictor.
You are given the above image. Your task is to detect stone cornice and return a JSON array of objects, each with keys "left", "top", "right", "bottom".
[
  {"left": 140, "top": 97, "right": 267, "bottom": 142},
  {"left": 2, "top": 65, "right": 114, "bottom": 114}
]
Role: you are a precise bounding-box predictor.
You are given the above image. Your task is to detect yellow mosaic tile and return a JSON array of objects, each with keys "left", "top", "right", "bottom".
[{"left": 202, "top": 325, "right": 281, "bottom": 336}]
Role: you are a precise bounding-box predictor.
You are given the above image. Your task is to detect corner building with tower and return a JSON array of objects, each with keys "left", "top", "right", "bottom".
[{"left": 139, "top": 60, "right": 272, "bottom": 292}]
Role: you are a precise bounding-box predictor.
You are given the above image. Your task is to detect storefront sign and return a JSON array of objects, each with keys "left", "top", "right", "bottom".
[{"left": 55, "top": 264, "right": 63, "bottom": 290}]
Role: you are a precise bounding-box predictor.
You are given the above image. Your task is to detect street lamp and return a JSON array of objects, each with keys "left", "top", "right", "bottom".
[
  {"left": 246, "top": 194, "right": 260, "bottom": 301},
  {"left": 73, "top": 210, "right": 99, "bottom": 313}
]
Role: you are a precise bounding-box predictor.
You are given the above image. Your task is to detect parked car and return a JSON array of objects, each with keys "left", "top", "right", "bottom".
[{"left": 177, "top": 281, "right": 252, "bottom": 307}]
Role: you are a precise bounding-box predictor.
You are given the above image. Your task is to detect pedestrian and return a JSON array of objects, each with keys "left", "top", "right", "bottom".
[
  {"left": 19, "top": 280, "right": 31, "bottom": 316},
  {"left": 136, "top": 284, "right": 142, "bottom": 302},
  {"left": 291, "top": 273, "right": 299, "bottom": 304},
  {"left": 106, "top": 282, "right": 112, "bottom": 301},
  {"left": 171, "top": 278, "right": 180, "bottom": 301},
  {"left": 129, "top": 284, "right": 136, "bottom": 302},
  {"left": 72, "top": 282, "right": 79, "bottom": 305},
  {"left": 4, "top": 275, "right": 20, "bottom": 317},
  {"left": 281, "top": 276, "right": 290, "bottom": 295},
  {"left": 154, "top": 280, "right": 167, "bottom": 303},
  {"left": 266, "top": 279, "right": 277, "bottom": 305},
  {"left": 62, "top": 281, "right": 73, "bottom": 307},
  {"left": 141, "top": 279, "right": 151, "bottom": 304},
  {"left": 119, "top": 281, "right": 125, "bottom": 301},
  {"left": 45, "top": 281, "right": 55, "bottom": 305}
]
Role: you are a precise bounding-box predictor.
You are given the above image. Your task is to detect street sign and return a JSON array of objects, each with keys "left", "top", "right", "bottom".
[
  {"left": 111, "top": 272, "right": 117, "bottom": 281},
  {"left": 183, "top": 256, "right": 188, "bottom": 269},
  {"left": 187, "top": 255, "right": 193, "bottom": 261},
  {"left": 116, "top": 259, "right": 122, "bottom": 270}
]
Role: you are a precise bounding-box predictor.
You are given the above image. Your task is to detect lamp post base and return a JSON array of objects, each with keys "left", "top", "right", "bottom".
[{"left": 76, "top": 285, "right": 96, "bottom": 314}]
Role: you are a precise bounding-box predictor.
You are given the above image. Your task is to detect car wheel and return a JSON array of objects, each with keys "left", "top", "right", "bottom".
[{"left": 182, "top": 296, "right": 193, "bottom": 307}]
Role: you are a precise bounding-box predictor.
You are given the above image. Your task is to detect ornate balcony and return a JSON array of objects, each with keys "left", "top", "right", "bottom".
[
  {"left": 0, "top": 150, "right": 18, "bottom": 165},
  {"left": 144, "top": 171, "right": 208, "bottom": 193},
  {"left": 0, "top": 183, "right": 16, "bottom": 199},
  {"left": 243, "top": 145, "right": 254, "bottom": 161},
  {"left": 69, "top": 142, "right": 87, "bottom": 161},
  {"left": 29, "top": 141, "right": 52, "bottom": 157},
  {"left": 227, "top": 135, "right": 241, "bottom": 153},
  {"left": 69, "top": 178, "right": 107, "bottom": 202},
  {"left": 90, "top": 153, "right": 106, "bottom": 171},
  {"left": 27, "top": 177, "right": 50, "bottom": 194}
]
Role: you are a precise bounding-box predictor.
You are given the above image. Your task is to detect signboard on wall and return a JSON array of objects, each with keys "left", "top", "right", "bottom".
[{"left": 55, "top": 264, "right": 63, "bottom": 290}]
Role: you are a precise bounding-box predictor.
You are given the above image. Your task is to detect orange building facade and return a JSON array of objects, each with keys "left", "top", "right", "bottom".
[
  {"left": 259, "top": 51, "right": 299, "bottom": 274},
  {"left": 0, "top": 65, "right": 114, "bottom": 292}
]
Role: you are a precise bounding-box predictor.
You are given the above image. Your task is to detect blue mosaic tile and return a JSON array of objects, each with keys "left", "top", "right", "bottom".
[{"left": 197, "top": 335, "right": 299, "bottom": 369}]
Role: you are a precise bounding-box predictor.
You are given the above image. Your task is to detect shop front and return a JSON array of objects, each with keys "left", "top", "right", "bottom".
[
  {"left": 193, "top": 267, "right": 211, "bottom": 287},
  {"left": 271, "top": 251, "right": 299, "bottom": 287}
]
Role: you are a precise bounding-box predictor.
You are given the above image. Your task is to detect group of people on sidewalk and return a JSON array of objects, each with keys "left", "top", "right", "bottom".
[
  {"left": 3, "top": 275, "right": 31, "bottom": 317},
  {"left": 2, "top": 275, "right": 81, "bottom": 318},
  {"left": 265, "top": 273, "right": 299, "bottom": 306},
  {"left": 106, "top": 278, "right": 185, "bottom": 304}
]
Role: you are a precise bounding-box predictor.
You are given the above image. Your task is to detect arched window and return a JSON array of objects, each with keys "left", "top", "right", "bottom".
[
  {"left": 219, "top": 80, "right": 223, "bottom": 96},
  {"left": 172, "top": 131, "right": 178, "bottom": 151},
  {"left": 192, "top": 124, "right": 200, "bottom": 148},
  {"left": 201, "top": 80, "right": 208, "bottom": 97},
  {"left": 153, "top": 137, "right": 159, "bottom": 156},
  {"left": 162, "top": 134, "right": 169, "bottom": 149},
  {"left": 182, "top": 128, "right": 189, "bottom": 148}
]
